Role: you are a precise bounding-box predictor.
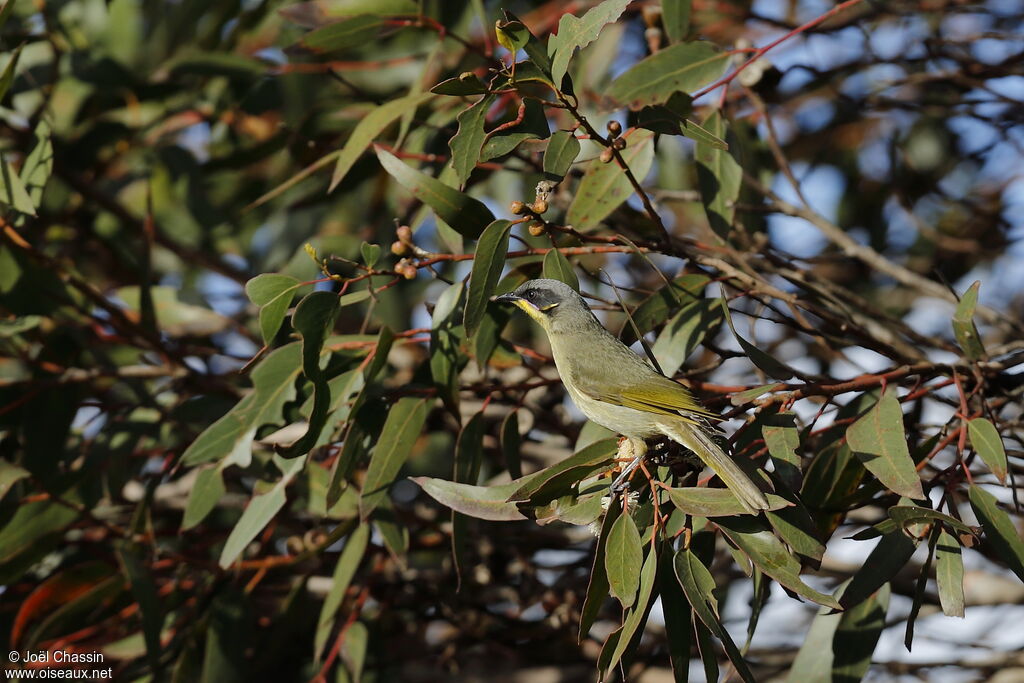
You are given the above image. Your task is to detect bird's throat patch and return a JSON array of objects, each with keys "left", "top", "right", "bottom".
[{"left": 512, "top": 299, "right": 548, "bottom": 324}]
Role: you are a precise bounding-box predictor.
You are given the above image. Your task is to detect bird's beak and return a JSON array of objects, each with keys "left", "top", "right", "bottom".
[{"left": 491, "top": 292, "right": 520, "bottom": 304}]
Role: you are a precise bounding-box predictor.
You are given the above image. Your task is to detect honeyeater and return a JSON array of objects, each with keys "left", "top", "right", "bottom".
[{"left": 495, "top": 279, "right": 770, "bottom": 513}]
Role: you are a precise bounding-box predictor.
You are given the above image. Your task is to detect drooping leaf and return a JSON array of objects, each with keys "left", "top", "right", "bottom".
[
  {"left": 579, "top": 496, "right": 621, "bottom": 642},
  {"left": 935, "top": 529, "right": 965, "bottom": 617},
  {"left": 411, "top": 478, "right": 525, "bottom": 521},
  {"left": 500, "top": 410, "right": 522, "bottom": 479},
  {"left": 543, "top": 130, "right": 581, "bottom": 180},
  {"left": 541, "top": 248, "right": 579, "bottom": 291},
  {"left": 452, "top": 411, "right": 486, "bottom": 585},
  {"left": 840, "top": 530, "right": 917, "bottom": 609},
  {"left": 0, "top": 43, "right": 23, "bottom": 104},
  {"left": 674, "top": 549, "right": 756, "bottom": 683},
  {"left": 658, "top": 546, "right": 691, "bottom": 681},
  {"left": 789, "top": 580, "right": 890, "bottom": 682},
  {"left": 620, "top": 274, "right": 709, "bottom": 344},
  {"left": 662, "top": 0, "right": 691, "bottom": 43},
  {"left": 601, "top": 547, "right": 658, "bottom": 675},
  {"left": 300, "top": 14, "right": 385, "bottom": 53},
  {"left": 431, "top": 73, "right": 490, "bottom": 96},
  {"left": 464, "top": 219, "right": 513, "bottom": 337},
  {"left": 715, "top": 516, "right": 840, "bottom": 608},
  {"left": 375, "top": 146, "right": 494, "bottom": 238},
  {"left": 0, "top": 459, "right": 28, "bottom": 500},
  {"left": 20, "top": 118, "right": 52, "bottom": 209},
  {"left": 846, "top": 390, "right": 925, "bottom": 500},
  {"left": 314, "top": 523, "right": 370, "bottom": 661},
  {"left": 219, "top": 455, "right": 308, "bottom": 568},
  {"left": 547, "top": 0, "right": 630, "bottom": 88},
  {"left": 720, "top": 296, "right": 795, "bottom": 379},
  {"left": 479, "top": 98, "right": 550, "bottom": 161},
  {"left": 0, "top": 155, "right": 37, "bottom": 216},
  {"left": 506, "top": 438, "right": 617, "bottom": 503},
  {"left": 565, "top": 128, "right": 655, "bottom": 229},
  {"left": 665, "top": 486, "right": 790, "bottom": 517},
  {"left": 182, "top": 466, "right": 227, "bottom": 530},
  {"left": 276, "top": 291, "right": 341, "bottom": 458},
  {"left": 968, "top": 485, "right": 1024, "bottom": 582},
  {"left": 650, "top": 297, "right": 722, "bottom": 376},
  {"left": 696, "top": 111, "right": 741, "bottom": 240},
  {"left": 449, "top": 95, "right": 495, "bottom": 187},
  {"left": 762, "top": 412, "right": 802, "bottom": 491},
  {"left": 887, "top": 505, "right": 975, "bottom": 536},
  {"left": 359, "top": 397, "right": 430, "bottom": 519},
  {"left": 608, "top": 42, "right": 728, "bottom": 108},
  {"left": 245, "top": 273, "right": 301, "bottom": 345},
  {"left": 952, "top": 280, "right": 985, "bottom": 359},
  {"left": 968, "top": 417, "right": 1008, "bottom": 484},
  {"left": 501, "top": 10, "right": 553, "bottom": 76},
  {"left": 605, "top": 511, "right": 644, "bottom": 608}
]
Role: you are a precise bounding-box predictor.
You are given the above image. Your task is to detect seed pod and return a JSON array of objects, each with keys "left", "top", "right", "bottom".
[
  {"left": 527, "top": 222, "right": 545, "bottom": 237},
  {"left": 612, "top": 137, "right": 627, "bottom": 150},
  {"left": 531, "top": 199, "right": 548, "bottom": 215},
  {"left": 599, "top": 147, "right": 615, "bottom": 163},
  {"left": 510, "top": 200, "right": 526, "bottom": 215},
  {"left": 391, "top": 240, "right": 407, "bottom": 256},
  {"left": 396, "top": 224, "right": 412, "bottom": 242},
  {"left": 606, "top": 120, "right": 622, "bottom": 137}
]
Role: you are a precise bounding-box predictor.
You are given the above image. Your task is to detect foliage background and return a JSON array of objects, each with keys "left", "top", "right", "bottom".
[{"left": 1, "top": 0, "right": 1023, "bottom": 681}]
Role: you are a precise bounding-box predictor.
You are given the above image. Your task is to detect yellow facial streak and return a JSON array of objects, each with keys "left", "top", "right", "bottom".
[{"left": 513, "top": 299, "right": 549, "bottom": 326}]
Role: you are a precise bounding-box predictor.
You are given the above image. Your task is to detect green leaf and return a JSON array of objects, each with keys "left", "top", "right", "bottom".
[
  {"left": 715, "top": 516, "right": 840, "bottom": 608},
  {"left": 658, "top": 546, "right": 692, "bottom": 681},
  {"left": 651, "top": 297, "right": 722, "bottom": 376},
  {"left": 20, "top": 118, "right": 52, "bottom": 209},
  {"left": 181, "top": 343, "right": 304, "bottom": 467},
  {"left": 341, "top": 621, "right": 368, "bottom": 682},
  {"left": 762, "top": 413, "right": 802, "bottom": 491},
  {"left": 449, "top": 95, "right": 495, "bottom": 187},
  {"left": 495, "top": 17, "right": 529, "bottom": 52},
  {"left": 0, "top": 43, "right": 23, "bottom": 103},
  {"left": 0, "top": 499, "right": 78, "bottom": 580},
  {"left": 0, "top": 2, "right": 16, "bottom": 33},
  {"left": 968, "top": 485, "right": 1024, "bottom": 582},
  {"left": 245, "top": 273, "right": 301, "bottom": 345},
  {"left": 565, "top": 128, "right": 655, "bottom": 229},
  {"left": 846, "top": 390, "right": 925, "bottom": 499},
  {"left": 662, "top": 0, "right": 691, "bottom": 43},
  {"left": 479, "top": 98, "right": 550, "bottom": 161},
  {"left": 500, "top": 410, "right": 522, "bottom": 479},
  {"left": 608, "top": 42, "right": 729, "bottom": 108},
  {"left": 464, "top": 219, "right": 513, "bottom": 337},
  {"left": 579, "top": 496, "right": 620, "bottom": 642},
  {"left": 547, "top": 0, "right": 630, "bottom": 88},
  {"left": 329, "top": 93, "right": 432, "bottom": 192},
  {"left": 431, "top": 73, "right": 490, "bottom": 96},
  {"left": 840, "top": 530, "right": 917, "bottom": 609},
  {"left": 410, "top": 478, "right": 525, "bottom": 521},
  {"left": 300, "top": 15, "right": 385, "bottom": 53},
  {"left": 601, "top": 547, "right": 658, "bottom": 675},
  {"left": 968, "top": 417, "right": 1008, "bottom": 484},
  {"left": 0, "top": 459, "right": 28, "bottom": 500},
  {"left": 276, "top": 291, "right": 341, "bottom": 458},
  {"left": 501, "top": 11, "right": 553, "bottom": 76},
  {"left": 541, "top": 248, "right": 579, "bottom": 291},
  {"left": 359, "top": 397, "right": 430, "bottom": 519},
  {"left": 605, "top": 511, "right": 644, "bottom": 608},
  {"left": 543, "top": 130, "right": 581, "bottom": 180},
  {"left": 789, "top": 580, "right": 890, "bottom": 683},
  {"left": 888, "top": 505, "right": 975, "bottom": 536},
  {"left": 375, "top": 146, "right": 494, "bottom": 238},
  {"left": 674, "top": 549, "right": 756, "bottom": 683},
  {"left": 314, "top": 523, "right": 370, "bottom": 661},
  {"left": 452, "top": 412, "right": 486, "bottom": 583},
  {"left": 117, "top": 543, "right": 163, "bottom": 670},
  {"left": 181, "top": 466, "right": 226, "bottom": 530},
  {"left": 506, "top": 438, "right": 617, "bottom": 503},
  {"left": 935, "top": 529, "right": 965, "bottom": 618},
  {"left": 219, "top": 455, "right": 308, "bottom": 568},
  {"left": 665, "top": 487, "right": 790, "bottom": 517},
  {"left": 720, "top": 297, "right": 795, "bottom": 379},
  {"left": 952, "top": 280, "right": 985, "bottom": 359},
  {"left": 696, "top": 110, "right": 741, "bottom": 240},
  {"left": 118, "top": 286, "right": 229, "bottom": 337},
  {"left": 0, "top": 155, "right": 37, "bottom": 216},
  {"left": 360, "top": 242, "right": 381, "bottom": 268},
  {"left": 620, "top": 274, "right": 709, "bottom": 345}
]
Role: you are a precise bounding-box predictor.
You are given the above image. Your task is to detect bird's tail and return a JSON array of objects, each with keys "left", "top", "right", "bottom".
[{"left": 658, "top": 420, "right": 770, "bottom": 514}]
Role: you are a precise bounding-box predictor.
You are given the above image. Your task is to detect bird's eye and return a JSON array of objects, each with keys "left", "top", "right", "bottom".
[{"left": 525, "top": 290, "right": 536, "bottom": 300}]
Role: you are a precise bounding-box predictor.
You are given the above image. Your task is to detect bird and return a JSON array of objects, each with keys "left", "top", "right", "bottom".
[{"left": 494, "top": 278, "right": 770, "bottom": 513}]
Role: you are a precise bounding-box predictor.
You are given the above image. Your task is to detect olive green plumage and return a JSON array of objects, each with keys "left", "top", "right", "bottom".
[{"left": 495, "top": 279, "right": 769, "bottom": 513}]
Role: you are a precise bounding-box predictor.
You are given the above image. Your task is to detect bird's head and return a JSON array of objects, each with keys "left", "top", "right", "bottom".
[{"left": 492, "top": 279, "right": 593, "bottom": 332}]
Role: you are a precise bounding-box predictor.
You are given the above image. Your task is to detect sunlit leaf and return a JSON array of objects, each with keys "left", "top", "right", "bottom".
[
  {"left": 359, "top": 397, "right": 430, "bottom": 519},
  {"left": 449, "top": 95, "right": 495, "bottom": 187},
  {"left": 662, "top": 0, "right": 691, "bottom": 43},
  {"left": 543, "top": 130, "right": 581, "bottom": 180},
  {"left": 762, "top": 413, "right": 802, "bottom": 491},
  {"left": 968, "top": 417, "right": 1008, "bottom": 484},
  {"left": 952, "top": 280, "right": 985, "bottom": 359},
  {"left": 935, "top": 529, "right": 965, "bottom": 617},
  {"left": 968, "top": 485, "right": 1024, "bottom": 582},
  {"left": 601, "top": 547, "right": 657, "bottom": 675},
  {"left": 375, "top": 146, "right": 494, "bottom": 238},
  {"left": 541, "top": 248, "right": 579, "bottom": 291},
  {"left": 464, "top": 219, "right": 513, "bottom": 337},
  {"left": 605, "top": 511, "right": 643, "bottom": 608},
  {"left": 245, "top": 273, "right": 301, "bottom": 345},
  {"left": 547, "top": 0, "right": 630, "bottom": 88},
  {"left": 665, "top": 486, "right": 790, "bottom": 517},
  {"left": 314, "top": 523, "right": 369, "bottom": 661},
  {"left": 608, "top": 42, "right": 728, "bottom": 108},
  {"left": 566, "top": 128, "right": 655, "bottom": 229},
  {"left": 696, "top": 111, "right": 741, "bottom": 240},
  {"left": 846, "top": 390, "right": 925, "bottom": 499}
]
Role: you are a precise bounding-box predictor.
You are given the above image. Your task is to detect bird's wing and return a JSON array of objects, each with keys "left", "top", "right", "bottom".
[{"left": 575, "top": 367, "right": 720, "bottom": 423}]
